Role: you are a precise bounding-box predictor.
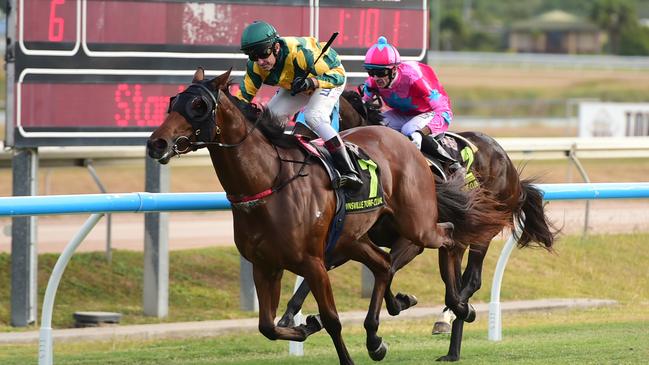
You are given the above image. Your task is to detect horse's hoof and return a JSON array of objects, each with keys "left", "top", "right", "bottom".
[
  {"left": 386, "top": 302, "right": 400, "bottom": 316},
  {"left": 436, "top": 354, "right": 459, "bottom": 362},
  {"left": 432, "top": 308, "right": 454, "bottom": 334},
  {"left": 396, "top": 292, "right": 418, "bottom": 310},
  {"left": 464, "top": 304, "right": 476, "bottom": 323},
  {"left": 305, "top": 314, "right": 323, "bottom": 332},
  {"left": 432, "top": 321, "right": 451, "bottom": 335},
  {"left": 277, "top": 315, "right": 294, "bottom": 328},
  {"left": 368, "top": 339, "right": 388, "bottom": 361}
]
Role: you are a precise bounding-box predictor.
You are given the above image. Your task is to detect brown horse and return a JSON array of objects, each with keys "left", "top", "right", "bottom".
[
  {"left": 279, "top": 89, "right": 558, "bottom": 361},
  {"left": 147, "top": 68, "right": 509, "bottom": 365}
]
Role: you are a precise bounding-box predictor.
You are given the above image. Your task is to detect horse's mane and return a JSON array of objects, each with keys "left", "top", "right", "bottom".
[
  {"left": 341, "top": 90, "right": 384, "bottom": 126},
  {"left": 223, "top": 82, "right": 299, "bottom": 149}
]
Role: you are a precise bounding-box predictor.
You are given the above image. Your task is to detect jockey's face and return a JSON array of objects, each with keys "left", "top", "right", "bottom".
[
  {"left": 254, "top": 43, "right": 279, "bottom": 71},
  {"left": 367, "top": 67, "right": 393, "bottom": 88}
]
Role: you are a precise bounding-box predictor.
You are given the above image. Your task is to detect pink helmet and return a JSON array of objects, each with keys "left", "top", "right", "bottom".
[{"left": 364, "top": 36, "right": 401, "bottom": 69}]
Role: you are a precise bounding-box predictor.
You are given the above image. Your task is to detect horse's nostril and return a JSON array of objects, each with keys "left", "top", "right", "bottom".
[
  {"left": 153, "top": 139, "right": 167, "bottom": 150},
  {"left": 147, "top": 138, "right": 168, "bottom": 158}
]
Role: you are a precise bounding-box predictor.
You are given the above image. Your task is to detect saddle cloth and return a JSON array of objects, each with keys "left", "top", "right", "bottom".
[
  {"left": 423, "top": 132, "right": 479, "bottom": 189},
  {"left": 295, "top": 135, "right": 385, "bottom": 214},
  {"left": 295, "top": 135, "right": 385, "bottom": 265}
]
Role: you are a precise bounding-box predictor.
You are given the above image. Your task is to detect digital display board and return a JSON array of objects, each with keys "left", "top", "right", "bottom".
[{"left": 6, "top": 0, "right": 427, "bottom": 147}]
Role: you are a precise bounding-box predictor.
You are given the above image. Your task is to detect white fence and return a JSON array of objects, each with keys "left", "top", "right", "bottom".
[{"left": 3, "top": 137, "right": 649, "bottom": 167}]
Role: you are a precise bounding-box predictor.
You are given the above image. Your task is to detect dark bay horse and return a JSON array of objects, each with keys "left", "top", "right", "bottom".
[
  {"left": 280, "top": 89, "right": 558, "bottom": 361},
  {"left": 146, "top": 68, "right": 509, "bottom": 365}
]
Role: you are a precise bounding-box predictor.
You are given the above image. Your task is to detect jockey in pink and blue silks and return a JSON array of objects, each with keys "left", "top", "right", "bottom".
[{"left": 362, "top": 36, "right": 461, "bottom": 171}]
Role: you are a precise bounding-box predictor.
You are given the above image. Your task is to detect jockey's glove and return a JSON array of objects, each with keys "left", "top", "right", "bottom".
[
  {"left": 291, "top": 77, "right": 317, "bottom": 96},
  {"left": 409, "top": 132, "right": 423, "bottom": 150}
]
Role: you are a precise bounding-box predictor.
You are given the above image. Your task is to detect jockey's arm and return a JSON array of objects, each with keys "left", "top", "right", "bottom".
[
  {"left": 236, "top": 61, "right": 263, "bottom": 103},
  {"left": 296, "top": 40, "right": 345, "bottom": 89}
]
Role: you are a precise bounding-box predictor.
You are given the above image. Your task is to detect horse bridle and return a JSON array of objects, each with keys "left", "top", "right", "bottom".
[
  {"left": 168, "top": 81, "right": 310, "bottom": 208},
  {"left": 168, "top": 83, "right": 262, "bottom": 153}
]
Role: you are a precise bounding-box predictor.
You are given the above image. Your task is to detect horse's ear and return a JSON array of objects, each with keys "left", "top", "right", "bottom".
[
  {"left": 209, "top": 68, "right": 232, "bottom": 91},
  {"left": 192, "top": 67, "right": 205, "bottom": 83}
]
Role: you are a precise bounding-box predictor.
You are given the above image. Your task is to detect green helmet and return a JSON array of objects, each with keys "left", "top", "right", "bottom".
[{"left": 240, "top": 21, "right": 279, "bottom": 53}]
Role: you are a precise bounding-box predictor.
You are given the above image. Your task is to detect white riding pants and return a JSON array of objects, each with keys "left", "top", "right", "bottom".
[
  {"left": 383, "top": 110, "right": 450, "bottom": 137},
  {"left": 267, "top": 80, "right": 346, "bottom": 141}
]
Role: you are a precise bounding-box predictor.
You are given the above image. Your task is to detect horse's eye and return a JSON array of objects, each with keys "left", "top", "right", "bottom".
[{"left": 191, "top": 97, "right": 208, "bottom": 115}]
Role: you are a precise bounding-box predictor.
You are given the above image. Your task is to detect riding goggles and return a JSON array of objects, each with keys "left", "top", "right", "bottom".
[
  {"left": 366, "top": 68, "right": 392, "bottom": 78},
  {"left": 246, "top": 46, "right": 273, "bottom": 62}
]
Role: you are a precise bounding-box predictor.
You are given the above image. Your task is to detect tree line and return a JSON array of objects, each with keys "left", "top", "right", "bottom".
[{"left": 435, "top": 0, "right": 649, "bottom": 55}]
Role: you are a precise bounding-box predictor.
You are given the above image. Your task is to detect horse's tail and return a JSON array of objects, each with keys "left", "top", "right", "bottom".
[
  {"left": 436, "top": 174, "right": 511, "bottom": 246},
  {"left": 515, "top": 179, "right": 557, "bottom": 251}
]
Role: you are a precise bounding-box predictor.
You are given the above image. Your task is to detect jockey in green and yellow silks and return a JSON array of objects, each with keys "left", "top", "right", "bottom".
[{"left": 236, "top": 21, "right": 361, "bottom": 190}]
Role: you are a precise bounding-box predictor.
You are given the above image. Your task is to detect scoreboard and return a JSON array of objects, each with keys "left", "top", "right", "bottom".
[{"left": 5, "top": 0, "right": 427, "bottom": 147}]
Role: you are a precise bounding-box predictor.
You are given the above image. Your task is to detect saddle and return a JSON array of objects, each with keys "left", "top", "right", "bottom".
[{"left": 422, "top": 132, "right": 479, "bottom": 189}]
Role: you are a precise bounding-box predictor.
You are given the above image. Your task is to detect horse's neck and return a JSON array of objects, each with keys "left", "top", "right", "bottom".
[{"left": 207, "top": 122, "right": 279, "bottom": 197}]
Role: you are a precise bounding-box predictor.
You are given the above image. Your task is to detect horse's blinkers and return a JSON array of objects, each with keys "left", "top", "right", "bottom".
[{"left": 167, "top": 83, "right": 220, "bottom": 145}]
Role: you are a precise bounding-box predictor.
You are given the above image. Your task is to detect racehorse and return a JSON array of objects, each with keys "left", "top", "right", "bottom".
[
  {"left": 146, "top": 68, "right": 510, "bottom": 364},
  {"left": 279, "top": 88, "right": 558, "bottom": 361}
]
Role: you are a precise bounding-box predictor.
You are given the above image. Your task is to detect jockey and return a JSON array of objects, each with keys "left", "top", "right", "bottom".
[
  {"left": 361, "top": 36, "right": 462, "bottom": 172},
  {"left": 236, "top": 20, "right": 362, "bottom": 190}
]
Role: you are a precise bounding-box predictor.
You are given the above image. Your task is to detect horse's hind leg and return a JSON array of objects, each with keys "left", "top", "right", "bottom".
[
  {"left": 437, "top": 244, "right": 490, "bottom": 361},
  {"left": 438, "top": 245, "right": 475, "bottom": 319},
  {"left": 384, "top": 237, "right": 422, "bottom": 316},
  {"left": 458, "top": 244, "right": 489, "bottom": 302},
  {"left": 394, "top": 207, "right": 454, "bottom": 249},
  {"left": 252, "top": 266, "right": 323, "bottom": 342}
]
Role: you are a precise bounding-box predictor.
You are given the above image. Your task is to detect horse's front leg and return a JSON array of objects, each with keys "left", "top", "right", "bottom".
[
  {"left": 341, "top": 236, "right": 393, "bottom": 361},
  {"left": 253, "top": 266, "right": 323, "bottom": 342},
  {"left": 277, "top": 279, "right": 310, "bottom": 328},
  {"left": 278, "top": 255, "right": 351, "bottom": 328},
  {"left": 301, "top": 257, "right": 354, "bottom": 365}
]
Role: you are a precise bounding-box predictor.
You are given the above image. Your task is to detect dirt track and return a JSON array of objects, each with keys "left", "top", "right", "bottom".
[{"left": 1, "top": 200, "right": 647, "bottom": 254}]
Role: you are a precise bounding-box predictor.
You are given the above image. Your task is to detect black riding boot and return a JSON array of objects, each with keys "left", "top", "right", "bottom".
[
  {"left": 324, "top": 136, "right": 363, "bottom": 190},
  {"left": 421, "top": 135, "right": 463, "bottom": 173}
]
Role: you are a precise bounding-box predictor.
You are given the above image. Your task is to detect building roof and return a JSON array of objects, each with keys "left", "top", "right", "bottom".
[{"left": 511, "top": 10, "right": 599, "bottom": 32}]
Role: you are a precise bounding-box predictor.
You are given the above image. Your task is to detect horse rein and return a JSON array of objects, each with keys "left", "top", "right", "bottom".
[{"left": 169, "top": 82, "right": 310, "bottom": 208}]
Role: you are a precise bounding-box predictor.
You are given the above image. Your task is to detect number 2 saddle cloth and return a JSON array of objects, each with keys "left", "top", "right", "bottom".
[{"left": 426, "top": 132, "right": 480, "bottom": 190}]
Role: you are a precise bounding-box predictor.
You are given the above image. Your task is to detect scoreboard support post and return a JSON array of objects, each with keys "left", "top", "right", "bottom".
[{"left": 10, "top": 148, "right": 39, "bottom": 326}]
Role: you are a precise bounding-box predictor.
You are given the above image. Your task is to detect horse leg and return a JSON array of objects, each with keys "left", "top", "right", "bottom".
[
  {"left": 252, "top": 266, "right": 323, "bottom": 343},
  {"left": 384, "top": 237, "right": 422, "bottom": 316},
  {"left": 435, "top": 244, "right": 490, "bottom": 361},
  {"left": 278, "top": 255, "right": 351, "bottom": 328},
  {"left": 458, "top": 244, "right": 489, "bottom": 302},
  {"left": 302, "top": 258, "right": 355, "bottom": 365},
  {"left": 277, "top": 279, "right": 311, "bottom": 328},
  {"left": 350, "top": 238, "right": 394, "bottom": 361}
]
